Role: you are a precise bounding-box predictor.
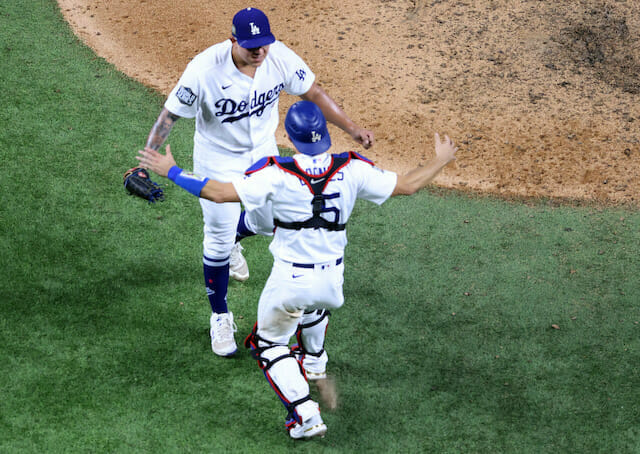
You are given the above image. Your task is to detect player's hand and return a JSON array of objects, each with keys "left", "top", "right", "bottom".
[
  {"left": 351, "top": 127, "right": 374, "bottom": 149},
  {"left": 434, "top": 133, "right": 457, "bottom": 163},
  {"left": 136, "top": 145, "right": 178, "bottom": 178}
]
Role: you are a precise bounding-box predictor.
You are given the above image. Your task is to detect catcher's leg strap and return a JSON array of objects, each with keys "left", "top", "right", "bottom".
[
  {"left": 295, "top": 309, "right": 331, "bottom": 356},
  {"left": 285, "top": 400, "right": 321, "bottom": 430},
  {"left": 292, "top": 310, "right": 330, "bottom": 377},
  {"left": 301, "top": 309, "right": 331, "bottom": 328}
]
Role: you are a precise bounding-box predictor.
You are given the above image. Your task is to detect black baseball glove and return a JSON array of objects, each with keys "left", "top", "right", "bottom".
[{"left": 123, "top": 167, "right": 165, "bottom": 203}]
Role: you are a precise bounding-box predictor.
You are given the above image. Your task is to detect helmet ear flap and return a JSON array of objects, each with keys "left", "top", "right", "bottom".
[{"left": 285, "top": 101, "right": 331, "bottom": 156}]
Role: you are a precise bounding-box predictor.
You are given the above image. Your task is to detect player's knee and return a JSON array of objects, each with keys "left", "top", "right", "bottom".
[
  {"left": 202, "top": 238, "right": 234, "bottom": 260},
  {"left": 282, "top": 302, "right": 304, "bottom": 318},
  {"left": 245, "top": 323, "right": 302, "bottom": 372}
]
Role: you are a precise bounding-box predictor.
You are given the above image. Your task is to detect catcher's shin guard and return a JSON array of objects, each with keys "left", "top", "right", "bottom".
[
  {"left": 245, "top": 324, "right": 316, "bottom": 425},
  {"left": 292, "top": 309, "right": 330, "bottom": 379}
]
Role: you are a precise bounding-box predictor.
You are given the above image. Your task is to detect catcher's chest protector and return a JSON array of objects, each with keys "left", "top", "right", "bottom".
[{"left": 270, "top": 154, "right": 356, "bottom": 231}]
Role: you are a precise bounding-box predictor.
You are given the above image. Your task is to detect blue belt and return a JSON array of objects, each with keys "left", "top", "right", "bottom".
[{"left": 292, "top": 257, "right": 343, "bottom": 269}]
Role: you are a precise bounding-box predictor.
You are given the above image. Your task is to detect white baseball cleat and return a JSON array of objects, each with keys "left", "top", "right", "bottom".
[
  {"left": 289, "top": 413, "right": 327, "bottom": 440},
  {"left": 229, "top": 243, "right": 249, "bottom": 282},
  {"left": 210, "top": 312, "right": 238, "bottom": 356}
]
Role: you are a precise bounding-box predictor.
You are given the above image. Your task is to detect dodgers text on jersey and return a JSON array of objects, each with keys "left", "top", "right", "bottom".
[{"left": 215, "top": 83, "right": 285, "bottom": 123}]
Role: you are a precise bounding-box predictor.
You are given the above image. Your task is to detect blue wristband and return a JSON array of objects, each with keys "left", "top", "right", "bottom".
[{"left": 168, "top": 166, "right": 209, "bottom": 197}]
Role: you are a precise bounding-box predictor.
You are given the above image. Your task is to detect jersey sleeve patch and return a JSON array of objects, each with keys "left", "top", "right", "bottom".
[{"left": 176, "top": 86, "right": 197, "bottom": 106}]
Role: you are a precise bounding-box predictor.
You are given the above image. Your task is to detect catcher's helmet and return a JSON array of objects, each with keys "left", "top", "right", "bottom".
[{"left": 285, "top": 101, "right": 332, "bottom": 156}]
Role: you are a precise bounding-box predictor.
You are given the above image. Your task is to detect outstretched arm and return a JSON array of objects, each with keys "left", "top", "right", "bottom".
[
  {"left": 136, "top": 146, "right": 240, "bottom": 203},
  {"left": 391, "top": 133, "right": 458, "bottom": 196},
  {"left": 301, "top": 82, "right": 374, "bottom": 149},
  {"left": 146, "top": 108, "right": 181, "bottom": 150}
]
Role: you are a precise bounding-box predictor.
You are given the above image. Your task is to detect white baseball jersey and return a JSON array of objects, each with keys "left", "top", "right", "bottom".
[
  {"left": 232, "top": 152, "right": 398, "bottom": 264},
  {"left": 164, "top": 40, "right": 315, "bottom": 154}
]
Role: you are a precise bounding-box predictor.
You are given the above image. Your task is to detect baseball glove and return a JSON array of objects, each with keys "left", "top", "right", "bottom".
[{"left": 123, "top": 167, "right": 165, "bottom": 203}]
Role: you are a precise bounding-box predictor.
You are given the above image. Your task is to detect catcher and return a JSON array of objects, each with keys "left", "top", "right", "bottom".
[{"left": 136, "top": 100, "right": 458, "bottom": 440}]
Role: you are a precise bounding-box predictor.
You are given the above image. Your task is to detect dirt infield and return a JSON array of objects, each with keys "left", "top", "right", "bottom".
[{"left": 58, "top": 0, "right": 640, "bottom": 205}]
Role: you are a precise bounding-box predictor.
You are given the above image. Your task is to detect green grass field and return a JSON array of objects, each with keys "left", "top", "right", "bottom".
[{"left": 1, "top": 0, "right": 639, "bottom": 452}]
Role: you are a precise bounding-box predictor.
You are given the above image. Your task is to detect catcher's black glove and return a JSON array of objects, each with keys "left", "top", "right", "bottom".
[{"left": 123, "top": 167, "right": 165, "bottom": 203}]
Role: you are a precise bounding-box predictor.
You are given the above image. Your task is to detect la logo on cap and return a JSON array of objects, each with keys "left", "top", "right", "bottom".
[
  {"left": 232, "top": 7, "right": 276, "bottom": 49},
  {"left": 311, "top": 131, "right": 322, "bottom": 143}
]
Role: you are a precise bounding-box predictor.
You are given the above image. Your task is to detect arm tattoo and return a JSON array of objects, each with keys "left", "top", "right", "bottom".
[{"left": 146, "top": 109, "right": 180, "bottom": 150}]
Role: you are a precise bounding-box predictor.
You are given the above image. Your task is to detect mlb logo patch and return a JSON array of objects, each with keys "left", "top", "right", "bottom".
[{"left": 176, "top": 86, "right": 197, "bottom": 106}]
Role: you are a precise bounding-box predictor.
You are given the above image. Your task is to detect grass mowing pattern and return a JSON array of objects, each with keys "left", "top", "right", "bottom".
[{"left": 1, "top": 0, "right": 639, "bottom": 452}]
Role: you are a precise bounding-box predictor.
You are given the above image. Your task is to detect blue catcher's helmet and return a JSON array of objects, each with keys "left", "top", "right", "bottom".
[{"left": 284, "top": 101, "right": 332, "bottom": 156}]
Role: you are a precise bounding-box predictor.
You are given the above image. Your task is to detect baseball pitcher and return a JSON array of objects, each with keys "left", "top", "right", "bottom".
[{"left": 141, "top": 7, "right": 375, "bottom": 357}]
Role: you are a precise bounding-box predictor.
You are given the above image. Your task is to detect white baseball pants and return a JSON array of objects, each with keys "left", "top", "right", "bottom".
[{"left": 193, "top": 136, "right": 277, "bottom": 259}]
